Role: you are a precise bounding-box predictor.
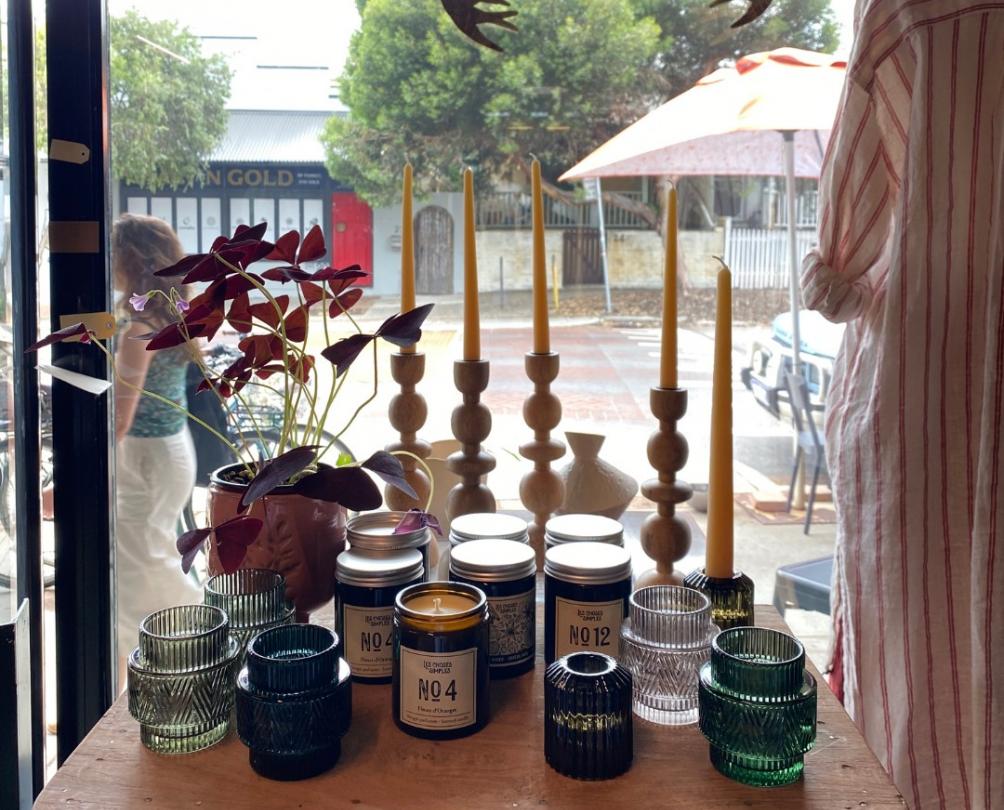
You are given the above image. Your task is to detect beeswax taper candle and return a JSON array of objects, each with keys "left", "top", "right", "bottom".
[
  {"left": 660, "top": 186, "right": 678, "bottom": 388},
  {"left": 705, "top": 266, "right": 733, "bottom": 579},
  {"left": 401, "top": 163, "right": 417, "bottom": 353},
  {"left": 531, "top": 159, "right": 550, "bottom": 354},
  {"left": 462, "top": 168, "right": 481, "bottom": 361}
]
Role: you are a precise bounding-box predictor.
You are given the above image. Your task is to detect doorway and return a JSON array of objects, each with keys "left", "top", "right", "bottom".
[
  {"left": 562, "top": 227, "right": 603, "bottom": 285},
  {"left": 414, "top": 206, "right": 454, "bottom": 294}
]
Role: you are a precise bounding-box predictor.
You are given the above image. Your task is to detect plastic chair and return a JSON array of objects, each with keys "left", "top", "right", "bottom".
[{"left": 785, "top": 373, "right": 828, "bottom": 534}]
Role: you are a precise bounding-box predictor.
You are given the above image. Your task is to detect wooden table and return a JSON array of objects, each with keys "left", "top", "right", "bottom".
[{"left": 36, "top": 606, "right": 904, "bottom": 809}]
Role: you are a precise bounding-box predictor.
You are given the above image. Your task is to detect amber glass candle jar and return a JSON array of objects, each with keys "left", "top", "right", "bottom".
[
  {"left": 544, "top": 542, "right": 632, "bottom": 665},
  {"left": 336, "top": 549, "right": 425, "bottom": 684},
  {"left": 450, "top": 539, "right": 536, "bottom": 678},
  {"left": 392, "top": 582, "right": 490, "bottom": 739}
]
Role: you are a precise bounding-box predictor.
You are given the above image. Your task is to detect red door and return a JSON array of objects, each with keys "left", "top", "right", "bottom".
[{"left": 331, "top": 192, "right": 373, "bottom": 287}]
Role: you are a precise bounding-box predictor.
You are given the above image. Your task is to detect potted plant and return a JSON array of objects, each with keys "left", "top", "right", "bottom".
[{"left": 30, "top": 221, "right": 433, "bottom": 620}]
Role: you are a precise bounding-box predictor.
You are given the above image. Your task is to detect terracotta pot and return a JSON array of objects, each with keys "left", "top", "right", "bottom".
[
  {"left": 557, "top": 432, "right": 638, "bottom": 520},
  {"left": 207, "top": 464, "right": 346, "bottom": 622}
]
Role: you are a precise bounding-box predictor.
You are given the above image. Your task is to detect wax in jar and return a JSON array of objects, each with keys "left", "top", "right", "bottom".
[{"left": 404, "top": 592, "right": 477, "bottom": 616}]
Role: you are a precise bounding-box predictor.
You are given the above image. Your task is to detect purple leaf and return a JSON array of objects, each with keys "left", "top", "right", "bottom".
[
  {"left": 267, "top": 230, "right": 299, "bottom": 264},
  {"left": 238, "top": 445, "right": 320, "bottom": 510},
  {"left": 360, "top": 451, "right": 417, "bottom": 500},
  {"left": 154, "top": 252, "right": 208, "bottom": 278},
  {"left": 320, "top": 333, "right": 374, "bottom": 376},
  {"left": 214, "top": 515, "right": 264, "bottom": 573},
  {"left": 298, "top": 224, "right": 326, "bottom": 262},
  {"left": 25, "top": 322, "right": 91, "bottom": 352},
  {"left": 176, "top": 527, "right": 211, "bottom": 574},
  {"left": 230, "top": 222, "right": 268, "bottom": 243},
  {"left": 145, "top": 321, "right": 205, "bottom": 351},
  {"left": 291, "top": 465, "right": 383, "bottom": 511},
  {"left": 394, "top": 509, "right": 443, "bottom": 537},
  {"left": 375, "top": 303, "right": 434, "bottom": 348}
]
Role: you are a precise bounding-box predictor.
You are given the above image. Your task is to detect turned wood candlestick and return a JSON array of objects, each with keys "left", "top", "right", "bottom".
[
  {"left": 446, "top": 359, "right": 496, "bottom": 521},
  {"left": 518, "top": 352, "right": 565, "bottom": 567},
  {"left": 385, "top": 351, "right": 432, "bottom": 511},
  {"left": 636, "top": 387, "right": 693, "bottom": 588}
]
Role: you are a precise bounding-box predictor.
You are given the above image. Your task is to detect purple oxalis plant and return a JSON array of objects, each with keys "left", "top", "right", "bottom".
[{"left": 29, "top": 222, "right": 434, "bottom": 573}]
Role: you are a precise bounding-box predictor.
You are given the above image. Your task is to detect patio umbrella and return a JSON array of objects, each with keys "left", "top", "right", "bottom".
[{"left": 560, "top": 47, "right": 846, "bottom": 373}]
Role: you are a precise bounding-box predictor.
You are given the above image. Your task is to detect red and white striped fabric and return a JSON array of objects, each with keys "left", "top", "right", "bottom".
[{"left": 802, "top": 3, "right": 1004, "bottom": 808}]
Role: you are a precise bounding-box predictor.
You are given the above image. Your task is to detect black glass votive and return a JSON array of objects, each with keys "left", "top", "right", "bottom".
[
  {"left": 235, "top": 624, "right": 352, "bottom": 781},
  {"left": 544, "top": 652, "right": 633, "bottom": 780}
]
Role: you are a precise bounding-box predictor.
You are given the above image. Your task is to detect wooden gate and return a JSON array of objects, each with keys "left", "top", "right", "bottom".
[
  {"left": 562, "top": 227, "right": 603, "bottom": 285},
  {"left": 414, "top": 205, "right": 454, "bottom": 294}
]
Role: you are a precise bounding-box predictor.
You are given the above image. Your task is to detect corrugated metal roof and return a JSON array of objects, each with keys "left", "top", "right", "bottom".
[{"left": 210, "top": 110, "right": 340, "bottom": 164}]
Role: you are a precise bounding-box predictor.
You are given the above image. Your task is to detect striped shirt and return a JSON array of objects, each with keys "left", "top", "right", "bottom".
[{"left": 801, "top": 3, "right": 1003, "bottom": 808}]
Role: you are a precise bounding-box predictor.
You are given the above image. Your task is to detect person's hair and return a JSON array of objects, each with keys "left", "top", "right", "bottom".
[{"left": 112, "top": 214, "right": 188, "bottom": 328}]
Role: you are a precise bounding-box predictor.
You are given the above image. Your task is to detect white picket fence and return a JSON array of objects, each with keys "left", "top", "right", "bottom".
[{"left": 723, "top": 222, "right": 818, "bottom": 289}]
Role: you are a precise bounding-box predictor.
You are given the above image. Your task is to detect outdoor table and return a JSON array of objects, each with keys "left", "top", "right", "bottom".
[{"left": 36, "top": 600, "right": 904, "bottom": 809}]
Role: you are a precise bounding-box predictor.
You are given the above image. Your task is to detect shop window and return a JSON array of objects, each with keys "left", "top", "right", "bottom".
[
  {"left": 175, "top": 198, "right": 199, "bottom": 254},
  {"left": 253, "top": 198, "right": 275, "bottom": 242},
  {"left": 200, "top": 199, "right": 221, "bottom": 251}
]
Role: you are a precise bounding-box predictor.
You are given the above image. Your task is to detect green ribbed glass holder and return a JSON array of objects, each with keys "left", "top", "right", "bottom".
[
  {"left": 128, "top": 605, "right": 241, "bottom": 754},
  {"left": 682, "top": 568, "right": 754, "bottom": 630},
  {"left": 204, "top": 569, "right": 295, "bottom": 655},
  {"left": 698, "top": 627, "right": 817, "bottom": 787}
]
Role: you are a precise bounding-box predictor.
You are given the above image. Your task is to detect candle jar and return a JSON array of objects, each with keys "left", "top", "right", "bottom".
[
  {"left": 447, "top": 513, "right": 530, "bottom": 578},
  {"left": 392, "top": 582, "right": 490, "bottom": 739},
  {"left": 449, "top": 539, "right": 536, "bottom": 678},
  {"left": 347, "top": 511, "right": 436, "bottom": 582},
  {"left": 235, "top": 624, "right": 352, "bottom": 781},
  {"left": 544, "top": 514, "right": 624, "bottom": 550},
  {"left": 619, "top": 586, "right": 717, "bottom": 726},
  {"left": 336, "top": 549, "right": 425, "bottom": 684},
  {"left": 544, "top": 652, "right": 633, "bottom": 780},
  {"left": 698, "top": 627, "right": 817, "bottom": 787},
  {"left": 127, "top": 605, "right": 241, "bottom": 754},
  {"left": 544, "top": 542, "right": 632, "bottom": 665},
  {"left": 204, "top": 569, "right": 295, "bottom": 656}
]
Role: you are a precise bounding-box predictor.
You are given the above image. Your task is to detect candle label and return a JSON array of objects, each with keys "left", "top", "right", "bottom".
[
  {"left": 554, "top": 597, "right": 623, "bottom": 659},
  {"left": 399, "top": 647, "right": 477, "bottom": 730},
  {"left": 487, "top": 589, "right": 535, "bottom": 668},
  {"left": 343, "top": 605, "right": 395, "bottom": 678}
]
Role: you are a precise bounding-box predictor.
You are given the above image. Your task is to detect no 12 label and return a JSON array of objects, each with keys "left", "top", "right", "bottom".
[{"left": 554, "top": 596, "right": 624, "bottom": 659}]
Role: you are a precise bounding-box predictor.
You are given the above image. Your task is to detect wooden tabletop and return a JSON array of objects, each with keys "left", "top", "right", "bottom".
[{"left": 36, "top": 604, "right": 904, "bottom": 809}]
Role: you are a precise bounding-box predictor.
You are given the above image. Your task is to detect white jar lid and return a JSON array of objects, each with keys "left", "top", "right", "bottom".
[
  {"left": 336, "top": 548, "right": 424, "bottom": 588},
  {"left": 544, "top": 541, "right": 632, "bottom": 585},
  {"left": 450, "top": 539, "right": 537, "bottom": 583},
  {"left": 545, "top": 514, "right": 624, "bottom": 545},
  {"left": 449, "top": 512, "right": 529, "bottom": 543}
]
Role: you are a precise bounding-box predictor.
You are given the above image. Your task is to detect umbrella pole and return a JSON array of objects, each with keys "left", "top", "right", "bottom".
[
  {"left": 595, "top": 178, "right": 613, "bottom": 314},
  {"left": 783, "top": 130, "right": 806, "bottom": 510}
]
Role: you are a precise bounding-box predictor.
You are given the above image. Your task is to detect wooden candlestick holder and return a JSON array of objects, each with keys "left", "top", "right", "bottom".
[
  {"left": 446, "top": 359, "right": 496, "bottom": 521},
  {"left": 636, "top": 387, "right": 693, "bottom": 588},
  {"left": 518, "top": 352, "right": 565, "bottom": 567},
  {"left": 384, "top": 351, "right": 432, "bottom": 511}
]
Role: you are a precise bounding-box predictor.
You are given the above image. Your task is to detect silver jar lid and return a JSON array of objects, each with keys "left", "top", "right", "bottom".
[
  {"left": 347, "top": 511, "right": 430, "bottom": 552},
  {"left": 545, "top": 514, "right": 624, "bottom": 546},
  {"left": 449, "top": 512, "right": 530, "bottom": 544},
  {"left": 336, "top": 549, "right": 424, "bottom": 588},
  {"left": 449, "top": 539, "right": 537, "bottom": 583},
  {"left": 544, "top": 542, "right": 632, "bottom": 586}
]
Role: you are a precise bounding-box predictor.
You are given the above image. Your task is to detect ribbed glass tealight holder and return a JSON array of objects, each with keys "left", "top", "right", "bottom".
[
  {"left": 698, "top": 627, "right": 817, "bottom": 787},
  {"left": 204, "top": 569, "right": 295, "bottom": 655},
  {"left": 620, "top": 585, "right": 717, "bottom": 725},
  {"left": 128, "top": 605, "right": 241, "bottom": 754}
]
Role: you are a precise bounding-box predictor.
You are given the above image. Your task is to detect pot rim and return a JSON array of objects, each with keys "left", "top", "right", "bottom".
[{"left": 208, "top": 460, "right": 337, "bottom": 493}]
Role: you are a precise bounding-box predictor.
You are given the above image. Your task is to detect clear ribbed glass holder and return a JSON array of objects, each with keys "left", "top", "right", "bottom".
[
  {"left": 620, "top": 586, "right": 717, "bottom": 725},
  {"left": 128, "top": 605, "right": 241, "bottom": 754},
  {"left": 236, "top": 624, "right": 352, "bottom": 781},
  {"left": 544, "top": 652, "right": 633, "bottom": 780},
  {"left": 204, "top": 569, "right": 295, "bottom": 653},
  {"left": 698, "top": 627, "right": 817, "bottom": 787}
]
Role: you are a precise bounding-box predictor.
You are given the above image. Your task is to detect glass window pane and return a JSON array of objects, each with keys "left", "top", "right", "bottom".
[
  {"left": 303, "top": 199, "right": 323, "bottom": 232},
  {"left": 253, "top": 198, "right": 274, "bottom": 242},
  {"left": 278, "top": 198, "right": 300, "bottom": 235},
  {"left": 175, "top": 198, "right": 198, "bottom": 254},
  {"left": 230, "top": 198, "right": 250, "bottom": 233},
  {"left": 126, "top": 197, "right": 148, "bottom": 215},
  {"left": 200, "top": 198, "right": 221, "bottom": 250},
  {"left": 149, "top": 197, "right": 173, "bottom": 226}
]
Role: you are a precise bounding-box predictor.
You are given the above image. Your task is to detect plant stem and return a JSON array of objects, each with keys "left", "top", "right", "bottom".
[{"left": 389, "top": 450, "right": 435, "bottom": 513}]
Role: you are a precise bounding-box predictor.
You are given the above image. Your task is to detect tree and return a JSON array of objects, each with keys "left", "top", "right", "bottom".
[
  {"left": 35, "top": 10, "right": 232, "bottom": 191},
  {"left": 632, "top": 0, "right": 839, "bottom": 97},
  {"left": 322, "top": 0, "right": 661, "bottom": 206}
]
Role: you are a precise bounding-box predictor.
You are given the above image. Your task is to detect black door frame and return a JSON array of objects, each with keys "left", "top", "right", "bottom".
[{"left": 46, "top": 0, "right": 115, "bottom": 764}]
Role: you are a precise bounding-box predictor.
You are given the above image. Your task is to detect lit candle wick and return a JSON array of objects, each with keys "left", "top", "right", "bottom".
[{"left": 432, "top": 597, "right": 443, "bottom": 614}]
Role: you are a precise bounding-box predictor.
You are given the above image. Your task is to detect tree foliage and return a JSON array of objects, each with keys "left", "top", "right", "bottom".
[
  {"left": 323, "top": 0, "right": 660, "bottom": 205},
  {"left": 36, "top": 10, "right": 232, "bottom": 191},
  {"left": 325, "top": 0, "right": 838, "bottom": 205}
]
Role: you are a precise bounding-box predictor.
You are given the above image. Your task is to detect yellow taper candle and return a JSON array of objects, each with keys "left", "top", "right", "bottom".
[
  {"left": 401, "top": 163, "right": 417, "bottom": 353},
  {"left": 706, "top": 266, "right": 733, "bottom": 578},
  {"left": 660, "top": 186, "right": 678, "bottom": 388},
  {"left": 462, "top": 168, "right": 481, "bottom": 361},
  {"left": 531, "top": 159, "right": 550, "bottom": 354}
]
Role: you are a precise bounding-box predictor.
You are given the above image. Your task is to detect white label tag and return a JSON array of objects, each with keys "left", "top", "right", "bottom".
[
  {"left": 487, "top": 589, "right": 535, "bottom": 667},
  {"left": 343, "top": 605, "right": 395, "bottom": 678},
  {"left": 554, "top": 597, "right": 624, "bottom": 659},
  {"left": 399, "top": 647, "right": 477, "bottom": 730}
]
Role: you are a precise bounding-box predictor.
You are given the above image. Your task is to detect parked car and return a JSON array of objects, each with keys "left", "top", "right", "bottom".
[{"left": 740, "top": 310, "right": 845, "bottom": 418}]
